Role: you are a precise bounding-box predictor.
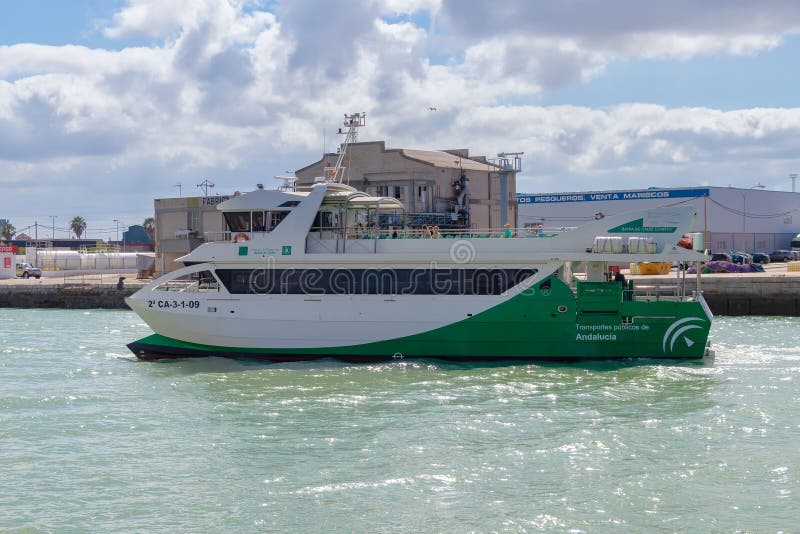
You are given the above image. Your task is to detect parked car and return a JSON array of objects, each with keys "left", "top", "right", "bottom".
[
  {"left": 748, "top": 252, "right": 770, "bottom": 264},
  {"left": 731, "top": 252, "right": 752, "bottom": 265},
  {"left": 769, "top": 250, "right": 793, "bottom": 262},
  {"left": 15, "top": 262, "right": 42, "bottom": 279},
  {"left": 710, "top": 252, "right": 732, "bottom": 262}
]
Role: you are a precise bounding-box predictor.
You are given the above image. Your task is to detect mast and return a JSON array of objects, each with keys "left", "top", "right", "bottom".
[{"left": 325, "top": 112, "right": 365, "bottom": 184}]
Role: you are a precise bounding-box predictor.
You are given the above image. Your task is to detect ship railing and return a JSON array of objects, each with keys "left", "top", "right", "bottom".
[
  {"left": 569, "top": 277, "right": 688, "bottom": 303},
  {"left": 338, "top": 226, "right": 573, "bottom": 240},
  {"left": 152, "top": 273, "right": 220, "bottom": 292},
  {"left": 205, "top": 225, "right": 575, "bottom": 244},
  {"left": 630, "top": 284, "right": 682, "bottom": 301},
  {"left": 204, "top": 230, "right": 273, "bottom": 242}
]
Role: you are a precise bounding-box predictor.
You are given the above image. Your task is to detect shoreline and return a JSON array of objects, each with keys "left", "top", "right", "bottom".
[{"left": 1, "top": 264, "right": 799, "bottom": 315}]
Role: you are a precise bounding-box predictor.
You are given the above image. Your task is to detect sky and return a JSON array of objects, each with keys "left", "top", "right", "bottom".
[{"left": 2, "top": 0, "right": 800, "bottom": 240}]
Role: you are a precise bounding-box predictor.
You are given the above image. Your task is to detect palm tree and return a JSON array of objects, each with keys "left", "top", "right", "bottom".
[
  {"left": 0, "top": 222, "right": 15, "bottom": 241},
  {"left": 143, "top": 217, "right": 155, "bottom": 242},
  {"left": 70, "top": 216, "right": 87, "bottom": 239}
]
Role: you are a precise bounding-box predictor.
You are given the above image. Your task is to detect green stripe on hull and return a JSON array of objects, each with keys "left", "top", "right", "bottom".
[{"left": 129, "top": 276, "right": 710, "bottom": 361}]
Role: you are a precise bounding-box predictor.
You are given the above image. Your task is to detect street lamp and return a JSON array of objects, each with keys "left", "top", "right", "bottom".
[
  {"left": 740, "top": 183, "right": 766, "bottom": 232},
  {"left": 114, "top": 219, "right": 126, "bottom": 252}
]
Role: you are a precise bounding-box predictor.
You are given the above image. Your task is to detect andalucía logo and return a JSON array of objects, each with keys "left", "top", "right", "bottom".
[{"left": 662, "top": 317, "right": 706, "bottom": 353}]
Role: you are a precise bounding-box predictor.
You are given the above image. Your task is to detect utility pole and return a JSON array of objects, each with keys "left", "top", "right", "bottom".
[
  {"left": 174, "top": 183, "right": 182, "bottom": 197},
  {"left": 50, "top": 215, "right": 57, "bottom": 240},
  {"left": 791, "top": 173, "right": 797, "bottom": 193},
  {"left": 197, "top": 179, "right": 215, "bottom": 196}
]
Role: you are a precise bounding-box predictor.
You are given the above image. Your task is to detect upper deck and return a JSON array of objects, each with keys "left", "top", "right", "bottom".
[{"left": 177, "top": 182, "right": 709, "bottom": 266}]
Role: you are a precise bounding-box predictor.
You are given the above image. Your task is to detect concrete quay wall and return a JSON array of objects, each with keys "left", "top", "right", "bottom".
[
  {"left": 0, "top": 283, "right": 140, "bottom": 309},
  {"left": 1, "top": 275, "right": 799, "bottom": 315},
  {"left": 632, "top": 275, "right": 800, "bottom": 316}
]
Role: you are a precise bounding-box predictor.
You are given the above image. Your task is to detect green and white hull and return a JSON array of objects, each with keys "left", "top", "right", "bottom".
[
  {"left": 126, "top": 184, "right": 713, "bottom": 362},
  {"left": 127, "top": 271, "right": 712, "bottom": 362}
]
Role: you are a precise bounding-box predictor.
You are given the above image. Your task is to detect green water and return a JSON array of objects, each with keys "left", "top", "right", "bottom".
[{"left": 1, "top": 310, "right": 798, "bottom": 532}]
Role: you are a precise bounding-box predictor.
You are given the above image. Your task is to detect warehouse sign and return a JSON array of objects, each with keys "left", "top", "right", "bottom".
[{"left": 517, "top": 188, "right": 710, "bottom": 204}]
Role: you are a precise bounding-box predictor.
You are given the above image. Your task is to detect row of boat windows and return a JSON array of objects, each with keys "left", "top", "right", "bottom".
[
  {"left": 224, "top": 211, "right": 289, "bottom": 232},
  {"left": 225, "top": 210, "right": 354, "bottom": 233},
  {"left": 210, "top": 268, "right": 538, "bottom": 296}
]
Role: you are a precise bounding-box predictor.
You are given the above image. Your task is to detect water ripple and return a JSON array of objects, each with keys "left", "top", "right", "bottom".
[{"left": 1, "top": 312, "right": 799, "bottom": 532}]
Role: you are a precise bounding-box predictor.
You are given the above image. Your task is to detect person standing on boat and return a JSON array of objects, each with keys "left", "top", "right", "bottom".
[
  {"left": 614, "top": 270, "right": 630, "bottom": 301},
  {"left": 503, "top": 223, "right": 513, "bottom": 238}
]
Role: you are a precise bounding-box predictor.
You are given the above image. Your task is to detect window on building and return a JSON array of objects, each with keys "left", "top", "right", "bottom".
[
  {"left": 393, "top": 186, "right": 402, "bottom": 199},
  {"left": 376, "top": 185, "right": 389, "bottom": 197}
]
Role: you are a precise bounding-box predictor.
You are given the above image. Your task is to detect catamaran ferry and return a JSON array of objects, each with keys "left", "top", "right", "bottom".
[{"left": 126, "top": 180, "right": 713, "bottom": 362}]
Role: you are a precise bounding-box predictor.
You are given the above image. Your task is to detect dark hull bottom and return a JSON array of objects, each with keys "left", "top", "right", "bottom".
[{"left": 127, "top": 339, "right": 708, "bottom": 364}]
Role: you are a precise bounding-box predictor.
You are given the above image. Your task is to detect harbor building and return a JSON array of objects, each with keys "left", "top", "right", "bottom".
[
  {"left": 154, "top": 195, "right": 231, "bottom": 272},
  {"left": 517, "top": 186, "right": 800, "bottom": 252},
  {"left": 295, "top": 141, "right": 519, "bottom": 231},
  {"left": 153, "top": 143, "right": 519, "bottom": 273}
]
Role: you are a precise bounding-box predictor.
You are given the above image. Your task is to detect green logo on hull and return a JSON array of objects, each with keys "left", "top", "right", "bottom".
[
  {"left": 608, "top": 218, "right": 676, "bottom": 233},
  {"left": 662, "top": 317, "right": 706, "bottom": 353},
  {"left": 238, "top": 246, "right": 248, "bottom": 256},
  {"left": 282, "top": 245, "right": 292, "bottom": 255}
]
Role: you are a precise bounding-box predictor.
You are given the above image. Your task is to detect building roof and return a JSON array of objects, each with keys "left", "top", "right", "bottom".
[
  {"left": 294, "top": 141, "right": 500, "bottom": 174},
  {"left": 401, "top": 149, "right": 498, "bottom": 171}
]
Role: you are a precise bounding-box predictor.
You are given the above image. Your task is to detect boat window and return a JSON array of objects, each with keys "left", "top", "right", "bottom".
[
  {"left": 252, "top": 211, "right": 267, "bottom": 232},
  {"left": 312, "top": 211, "right": 335, "bottom": 230},
  {"left": 214, "top": 268, "right": 537, "bottom": 296},
  {"left": 224, "top": 212, "right": 250, "bottom": 232},
  {"left": 270, "top": 211, "right": 289, "bottom": 230},
  {"left": 153, "top": 270, "right": 220, "bottom": 292}
]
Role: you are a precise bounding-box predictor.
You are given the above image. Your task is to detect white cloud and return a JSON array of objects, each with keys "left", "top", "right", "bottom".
[
  {"left": 2, "top": 0, "right": 800, "bottom": 233},
  {"left": 433, "top": 0, "right": 800, "bottom": 90}
]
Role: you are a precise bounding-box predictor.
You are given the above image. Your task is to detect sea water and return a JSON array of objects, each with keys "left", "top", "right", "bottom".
[{"left": 1, "top": 310, "right": 798, "bottom": 532}]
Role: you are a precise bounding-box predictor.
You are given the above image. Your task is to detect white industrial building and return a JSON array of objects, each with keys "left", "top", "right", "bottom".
[{"left": 517, "top": 186, "right": 800, "bottom": 253}]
